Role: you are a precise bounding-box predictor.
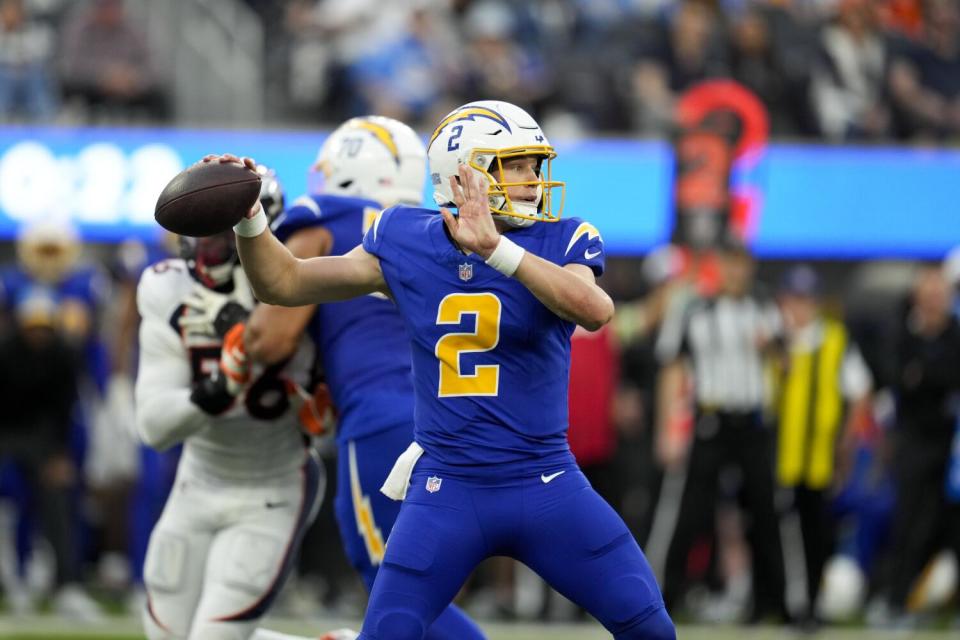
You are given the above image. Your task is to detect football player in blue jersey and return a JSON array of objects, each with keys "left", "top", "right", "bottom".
[
  {"left": 0, "top": 221, "right": 110, "bottom": 619},
  {"left": 210, "top": 100, "right": 674, "bottom": 640},
  {"left": 243, "top": 116, "right": 485, "bottom": 640}
]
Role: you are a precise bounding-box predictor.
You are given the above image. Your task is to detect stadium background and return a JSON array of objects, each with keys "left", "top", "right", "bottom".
[{"left": 1, "top": 0, "right": 959, "bottom": 637}]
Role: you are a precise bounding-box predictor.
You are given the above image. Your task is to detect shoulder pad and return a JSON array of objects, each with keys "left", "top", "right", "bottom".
[
  {"left": 362, "top": 205, "right": 436, "bottom": 257},
  {"left": 561, "top": 218, "right": 603, "bottom": 256},
  {"left": 557, "top": 217, "right": 605, "bottom": 276},
  {"left": 136, "top": 259, "right": 193, "bottom": 323},
  {"left": 362, "top": 205, "right": 397, "bottom": 256},
  {"left": 273, "top": 194, "right": 380, "bottom": 243},
  {"left": 271, "top": 195, "right": 323, "bottom": 241}
]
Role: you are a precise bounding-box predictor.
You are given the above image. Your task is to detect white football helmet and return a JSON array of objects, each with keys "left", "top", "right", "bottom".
[
  {"left": 17, "top": 219, "right": 81, "bottom": 284},
  {"left": 312, "top": 116, "right": 426, "bottom": 207},
  {"left": 255, "top": 163, "right": 285, "bottom": 223},
  {"left": 427, "top": 100, "right": 565, "bottom": 227}
]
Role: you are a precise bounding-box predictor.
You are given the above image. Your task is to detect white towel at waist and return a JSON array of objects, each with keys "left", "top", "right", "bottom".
[{"left": 380, "top": 441, "right": 425, "bottom": 501}]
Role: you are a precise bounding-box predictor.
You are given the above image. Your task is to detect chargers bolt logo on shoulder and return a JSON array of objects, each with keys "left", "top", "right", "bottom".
[
  {"left": 426, "top": 476, "right": 442, "bottom": 493},
  {"left": 429, "top": 107, "right": 512, "bottom": 147},
  {"left": 564, "top": 222, "right": 602, "bottom": 256}
]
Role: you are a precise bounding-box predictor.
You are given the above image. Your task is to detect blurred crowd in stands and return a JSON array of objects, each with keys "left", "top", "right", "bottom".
[
  {"left": 3, "top": 0, "right": 960, "bottom": 143},
  {"left": 266, "top": 0, "right": 960, "bottom": 141},
  {"left": 0, "top": 0, "right": 168, "bottom": 123}
]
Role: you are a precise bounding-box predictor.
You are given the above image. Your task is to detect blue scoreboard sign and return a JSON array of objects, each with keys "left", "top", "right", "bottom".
[{"left": 0, "top": 126, "right": 956, "bottom": 259}]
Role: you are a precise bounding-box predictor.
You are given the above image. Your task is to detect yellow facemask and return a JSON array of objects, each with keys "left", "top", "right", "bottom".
[{"left": 468, "top": 145, "right": 565, "bottom": 223}]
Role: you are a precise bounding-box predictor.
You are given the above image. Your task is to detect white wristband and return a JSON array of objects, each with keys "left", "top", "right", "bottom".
[
  {"left": 233, "top": 208, "right": 267, "bottom": 238},
  {"left": 484, "top": 235, "right": 525, "bottom": 277}
]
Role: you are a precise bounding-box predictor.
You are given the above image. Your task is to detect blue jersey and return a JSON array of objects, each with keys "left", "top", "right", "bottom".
[
  {"left": 0, "top": 265, "right": 107, "bottom": 315},
  {"left": 274, "top": 194, "right": 415, "bottom": 441},
  {"left": 0, "top": 265, "right": 111, "bottom": 393},
  {"left": 362, "top": 206, "right": 605, "bottom": 475}
]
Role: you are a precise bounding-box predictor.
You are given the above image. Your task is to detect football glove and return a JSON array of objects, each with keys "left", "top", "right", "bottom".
[
  {"left": 286, "top": 380, "right": 334, "bottom": 436},
  {"left": 188, "top": 322, "right": 250, "bottom": 415},
  {"left": 219, "top": 322, "right": 250, "bottom": 396},
  {"left": 189, "top": 373, "right": 235, "bottom": 416},
  {"left": 178, "top": 284, "right": 249, "bottom": 338}
]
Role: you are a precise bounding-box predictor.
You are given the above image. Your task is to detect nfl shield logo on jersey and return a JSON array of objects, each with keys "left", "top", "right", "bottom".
[
  {"left": 458, "top": 263, "right": 473, "bottom": 282},
  {"left": 426, "top": 476, "right": 442, "bottom": 493}
]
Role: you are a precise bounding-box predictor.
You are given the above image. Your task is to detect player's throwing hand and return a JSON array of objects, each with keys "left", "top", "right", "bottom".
[
  {"left": 440, "top": 164, "right": 501, "bottom": 259},
  {"left": 202, "top": 153, "right": 263, "bottom": 220}
]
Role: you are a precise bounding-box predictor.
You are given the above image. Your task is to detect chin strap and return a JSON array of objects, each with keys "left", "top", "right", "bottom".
[
  {"left": 495, "top": 214, "right": 536, "bottom": 228},
  {"left": 490, "top": 192, "right": 541, "bottom": 227}
]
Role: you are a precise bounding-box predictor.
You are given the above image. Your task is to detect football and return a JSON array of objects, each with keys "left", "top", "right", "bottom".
[{"left": 155, "top": 161, "right": 261, "bottom": 237}]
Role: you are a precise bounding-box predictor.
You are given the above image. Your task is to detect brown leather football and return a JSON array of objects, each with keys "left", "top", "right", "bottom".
[{"left": 155, "top": 161, "right": 261, "bottom": 237}]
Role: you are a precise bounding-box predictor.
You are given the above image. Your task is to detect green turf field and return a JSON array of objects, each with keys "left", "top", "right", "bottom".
[{"left": 0, "top": 616, "right": 957, "bottom": 640}]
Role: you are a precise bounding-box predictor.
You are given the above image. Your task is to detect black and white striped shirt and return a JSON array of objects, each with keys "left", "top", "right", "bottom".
[{"left": 657, "top": 292, "right": 782, "bottom": 412}]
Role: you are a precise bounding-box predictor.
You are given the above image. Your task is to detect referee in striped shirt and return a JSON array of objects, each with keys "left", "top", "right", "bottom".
[{"left": 655, "top": 238, "right": 788, "bottom": 622}]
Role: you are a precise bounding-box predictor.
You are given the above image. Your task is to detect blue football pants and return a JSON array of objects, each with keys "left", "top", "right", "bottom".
[
  {"left": 334, "top": 428, "right": 484, "bottom": 640},
  {"left": 358, "top": 463, "right": 675, "bottom": 640}
]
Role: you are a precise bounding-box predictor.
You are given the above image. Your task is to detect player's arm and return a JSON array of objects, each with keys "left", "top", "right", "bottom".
[
  {"left": 134, "top": 313, "right": 211, "bottom": 451},
  {"left": 512, "top": 258, "right": 613, "bottom": 331},
  {"left": 134, "top": 268, "right": 252, "bottom": 450},
  {"left": 237, "top": 208, "right": 386, "bottom": 306},
  {"left": 205, "top": 155, "right": 387, "bottom": 306},
  {"left": 440, "top": 165, "right": 613, "bottom": 331},
  {"left": 245, "top": 226, "right": 332, "bottom": 365},
  {"left": 133, "top": 268, "right": 218, "bottom": 450}
]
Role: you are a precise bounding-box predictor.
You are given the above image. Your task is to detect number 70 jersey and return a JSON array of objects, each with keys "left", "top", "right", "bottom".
[{"left": 362, "top": 205, "right": 605, "bottom": 475}]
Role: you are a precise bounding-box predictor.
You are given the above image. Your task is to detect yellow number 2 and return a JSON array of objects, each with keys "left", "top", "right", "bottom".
[{"left": 435, "top": 293, "right": 501, "bottom": 397}]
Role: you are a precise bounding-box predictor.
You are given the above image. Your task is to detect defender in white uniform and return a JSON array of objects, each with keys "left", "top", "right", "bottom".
[{"left": 135, "top": 174, "right": 324, "bottom": 640}]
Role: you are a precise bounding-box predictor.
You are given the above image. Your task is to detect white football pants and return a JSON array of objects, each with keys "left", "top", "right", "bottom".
[{"left": 143, "top": 452, "right": 324, "bottom": 640}]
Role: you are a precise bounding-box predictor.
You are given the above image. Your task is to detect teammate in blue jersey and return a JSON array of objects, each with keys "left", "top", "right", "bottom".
[
  {"left": 243, "top": 117, "right": 485, "bottom": 640},
  {"left": 212, "top": 100, "right": 674, "bottom": 640},
  {"left": 0, "top": 221, "right": 112, "bottom": 618},
  {"left": 1, "top": 222, "right": 111, "bottom": 391}
]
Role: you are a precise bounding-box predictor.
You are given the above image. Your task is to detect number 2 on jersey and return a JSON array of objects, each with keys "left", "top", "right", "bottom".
[{"left": 435, "top": 293, "right": 501, "bottom": 397}]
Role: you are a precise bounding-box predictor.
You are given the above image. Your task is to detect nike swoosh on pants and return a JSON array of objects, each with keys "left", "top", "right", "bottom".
[{"left": 541, "top": 471, "right": 565, "bottom": 483}]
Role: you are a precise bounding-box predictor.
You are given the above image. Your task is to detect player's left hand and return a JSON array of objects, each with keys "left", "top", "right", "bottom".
[
  {"left": 440, "top": 164, "right": 501, "bottom": 259},
  {"left": 286, "top": 380, "right": 334, "bottom": 437},
  {"left": 178, "top": 284, "right": 249, "bottom": 338},
  {"left": 188, "top": 322, "right": 250, "bottom": 415}
]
